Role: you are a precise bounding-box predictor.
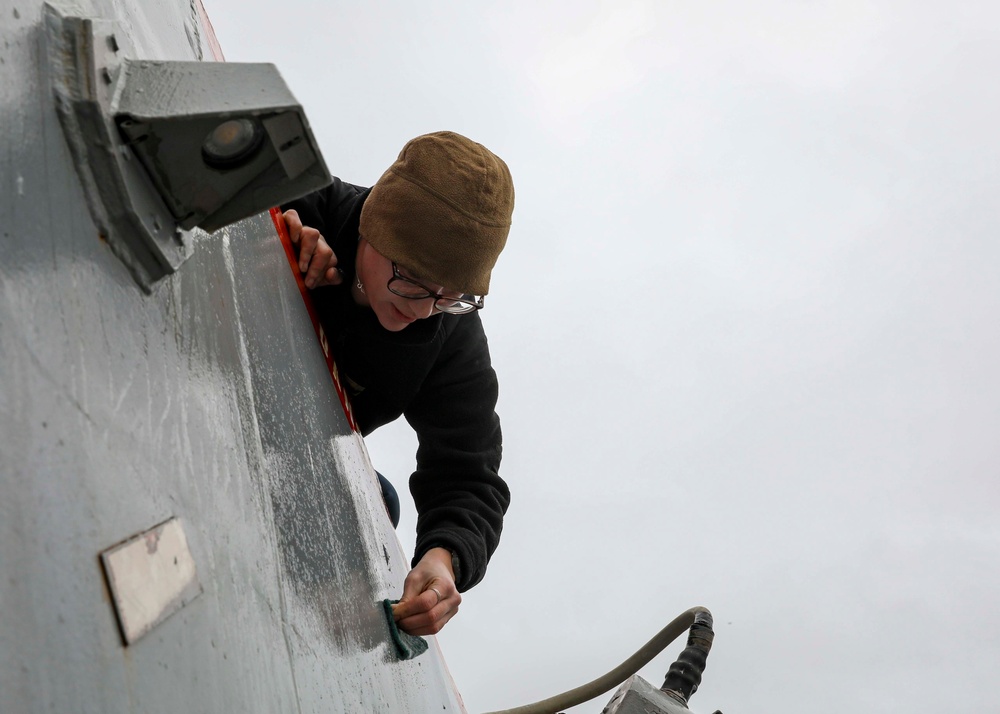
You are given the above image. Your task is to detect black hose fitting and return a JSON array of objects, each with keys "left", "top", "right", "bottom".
[{"left": 660, "top": 609, "right": 714, "bottom": 704}]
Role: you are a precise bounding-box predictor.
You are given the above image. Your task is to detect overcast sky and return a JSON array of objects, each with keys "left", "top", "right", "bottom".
[{"left": 205, "top": 2, "right": 999, "bottom": 712}]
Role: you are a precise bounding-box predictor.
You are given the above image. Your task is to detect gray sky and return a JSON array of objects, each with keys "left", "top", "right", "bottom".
[{"left": 205, "top": 2, "right": 1000, "bottom": 712}]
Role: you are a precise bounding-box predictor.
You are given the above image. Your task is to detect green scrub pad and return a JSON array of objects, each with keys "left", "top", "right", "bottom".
[{"left": 382, "top": 599, "right": 429, "bottom": 660}]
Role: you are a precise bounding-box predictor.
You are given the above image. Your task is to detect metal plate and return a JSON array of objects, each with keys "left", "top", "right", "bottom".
[{"left": 100, "top": 518, "right": 202, "bottom": 645}]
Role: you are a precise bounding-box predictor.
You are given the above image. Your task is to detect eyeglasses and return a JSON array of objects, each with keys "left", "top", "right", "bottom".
[{"left": 387, "top": 263, "right": 484, "bottom": 315}]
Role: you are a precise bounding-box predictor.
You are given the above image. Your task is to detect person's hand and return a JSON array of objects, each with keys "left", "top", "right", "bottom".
[
  {"left": 391, "top": 547, "right": 461, "bottom": 636},
  {"left": 282, "top": 209, "right": 343, "bottom": 289}
]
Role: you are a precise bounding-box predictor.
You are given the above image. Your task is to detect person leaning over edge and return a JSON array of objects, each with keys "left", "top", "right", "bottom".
[{"left": 281, "top": 131, "right": 514, "bottom": 637}]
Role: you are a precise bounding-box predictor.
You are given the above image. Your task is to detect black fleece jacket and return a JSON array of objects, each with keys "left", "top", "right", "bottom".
[{"left": 283, "top": 178, "right": 508, "bottom": 591}]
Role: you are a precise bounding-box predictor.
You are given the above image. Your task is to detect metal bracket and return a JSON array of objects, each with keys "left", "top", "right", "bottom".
[
  {"left": 604, "top": 675, "right": 700, "bottom": 714},
  {"left": 46, "top": 4, "right": 191, "bottom": 292}
]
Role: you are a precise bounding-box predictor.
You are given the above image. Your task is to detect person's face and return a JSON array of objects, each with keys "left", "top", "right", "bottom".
[{"left": 355, "top": 238, "right": 444, "bottom": 331}]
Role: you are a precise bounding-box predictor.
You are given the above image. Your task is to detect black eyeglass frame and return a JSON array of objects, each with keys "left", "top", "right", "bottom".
[{"left": 386, "top": 262, "right": 484, "bottom": 314}]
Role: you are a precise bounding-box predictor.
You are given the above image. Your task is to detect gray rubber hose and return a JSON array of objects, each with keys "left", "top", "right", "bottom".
[{"left": 482, "top": 606, "right": 711, "bottom": 714}]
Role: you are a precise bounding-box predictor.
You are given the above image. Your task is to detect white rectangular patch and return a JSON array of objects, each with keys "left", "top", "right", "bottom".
[{"left": 101, "top": 517, "right": 202, "bottom": 645}]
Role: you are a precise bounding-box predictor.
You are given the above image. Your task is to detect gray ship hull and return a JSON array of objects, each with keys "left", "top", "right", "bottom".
[{"left": 0, "top": 1, "right": 465, "bottom": 711}]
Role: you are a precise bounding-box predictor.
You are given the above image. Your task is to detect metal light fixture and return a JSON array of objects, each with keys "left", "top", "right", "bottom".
[{"left": 45, "top": 4, "right": 331, "bottom": 291}]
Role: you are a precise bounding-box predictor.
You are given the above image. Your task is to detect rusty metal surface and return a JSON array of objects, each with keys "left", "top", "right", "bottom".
[{"left": 0, "top": 1, "right": 464, "bottom": 711}]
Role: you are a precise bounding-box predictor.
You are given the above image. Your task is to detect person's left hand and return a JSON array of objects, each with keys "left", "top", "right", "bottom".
[{"left": 391, "top": 547, "right": 461, "bottom": 636}]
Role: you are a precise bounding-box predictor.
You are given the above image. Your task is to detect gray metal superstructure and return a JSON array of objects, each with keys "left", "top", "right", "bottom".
[{"left": 0, "top": 1, "right": 464, "bottom": 711}]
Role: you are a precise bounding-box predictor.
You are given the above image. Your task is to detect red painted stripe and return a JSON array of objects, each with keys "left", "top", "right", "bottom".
[
  {"left": 197, "top": 1, "right": 357, "bottom": 434},
  {"left": 270, "top": 207, "right": 359, "bottom": 433},
  {"left": 193, "top": 0, "right": 226, "bottom": 62}
]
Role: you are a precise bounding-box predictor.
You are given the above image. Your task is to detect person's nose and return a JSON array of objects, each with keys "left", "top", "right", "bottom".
[{"left": 414, "top": 297, "right": 437, "bottom": 319}]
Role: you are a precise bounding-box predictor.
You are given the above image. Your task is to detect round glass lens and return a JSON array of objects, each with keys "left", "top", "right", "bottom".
[
  {"left": 434, "top": 295, "right": 482, "bottom": 314},
  {"left": 202, "top": 118, "right": 263, "bottom": 168},
  {"left": 390, "top": 280, "right": 433, "bottom": 298}
]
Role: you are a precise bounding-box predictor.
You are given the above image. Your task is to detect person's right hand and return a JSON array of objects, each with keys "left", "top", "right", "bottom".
[
  {"left": 283, "top": 209, "right": 344, "bottom": 289},
  {"left": 391, "top": 548, "right": 461, "bottom": 636}
]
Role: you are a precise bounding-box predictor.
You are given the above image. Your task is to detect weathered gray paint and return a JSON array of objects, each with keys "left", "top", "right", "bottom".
[
  {"left": 602, "top": 676, "right": 697, "bottom": 714},
  {"left": 0, "top": 1, "right": 464, "bottom": 711}
]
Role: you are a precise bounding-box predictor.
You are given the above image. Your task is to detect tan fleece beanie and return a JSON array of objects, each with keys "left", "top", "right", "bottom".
[{"left": 359, "top": 131, "right": 514, "bottom": 295}]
